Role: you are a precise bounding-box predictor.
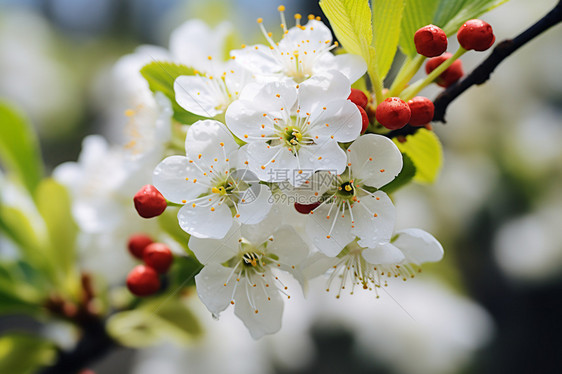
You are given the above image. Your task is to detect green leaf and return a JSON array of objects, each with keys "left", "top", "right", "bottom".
[
  {"left": 380, "top": 153, "right": 416, "bottom": 194},
  {"left": 372, "top": 0, "right": 405, "bottom": 79},
  {"left": 399, "top": 0, "right": 440, "bottom": 57},
  {"left": 434, "top": 0, "right": 510, "bottom": 35},
  {"left": 393, "top": 129, "right": 442, "bottom": 183},
  {"left": 319, "top": 0, "right": 373, "bottom": 61},
  {"left": 170, "top": 256, "right": 202, "bottom": 289},
  {"left": 140, "top": 62, "right": 207, "bottom": 124},
  {"left": 0, "top": 102, "right": 43, "bottom": 195},
  {"left": 36, "top": 179, "right": 80, "bottom": 295},
  {"left": 0, "top": 334, "right": 56, "bottom": 374},
  {"left": 107, "top": 297, "right": 202, "bottom": 348},
  {"left": 0, "top": 261, "right": 45, "bottom": 315},
  {"left": 0, "top": 205, "right": 43, "bottom": 261}
]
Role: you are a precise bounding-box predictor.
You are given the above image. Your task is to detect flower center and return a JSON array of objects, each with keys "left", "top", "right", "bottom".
[
  {"left": 284, "top": 126, "right": 303, "bottom": 145},
  {"left": 211, "top": 180, "right": 235, "bottom": 196},
  {"left": 255, "top": 8, "right": 338, "bottom": 82},
  {"left": 337, "top": 181, "right": 355, "bottom": 198},
  {"left": 242, "top": 251, "right": 262, "bottom": 267}
]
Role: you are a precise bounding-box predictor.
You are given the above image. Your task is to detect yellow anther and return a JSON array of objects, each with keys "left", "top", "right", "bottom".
[
  {"left": 207, "top": 56, "right": 212, "bottom": 60},
  {"left": 124, "top": 109, "right": 135, "bottom": 117},
  {"left": 294, "top": 13, "right": 302, "bottom": 19},
  {"left": 278, "top": 5, "right": 285, "bottom": 11},
  {"left": 257, "top": 18, "right": 263, "bottom": 23},
  {"left": 308, "top": 14, "right": 314, "bottom": 20}
]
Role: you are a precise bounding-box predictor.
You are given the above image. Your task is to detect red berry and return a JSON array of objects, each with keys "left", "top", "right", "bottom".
[
  {"left": 126, "top": 265, "right": 160, "bottom": 296},
  {"left": 133, "top": 185, "right": 167, "bottom": 218},
  {"left": 425, "top": 53, "right": 464, "bottom": 87},
  {"left": 375, "top": 97, "right": 411, "bottom": 130},
  {"left": 407, "top": 96, "right": 435, "bottom": 127},
  {"left": 357, "top": 105, "right": 369, "bottom": 133},
  {"left": 414, "top": 24, "right": 448, "bottom": 57},
  {"left": 143, "top": 243, "right": 173, "bottom": 273},
  {"left": 294, "top": 201, "right": 322, "bottom": 214},
  {"left": 127, "top": 234, "right": 153, "bottom": 259},
  {"left": 457, "top": 19, "right": 494, "bottom": 51},
  {"left": 347, "top": 88, "right": 368, "bottom": 108}
]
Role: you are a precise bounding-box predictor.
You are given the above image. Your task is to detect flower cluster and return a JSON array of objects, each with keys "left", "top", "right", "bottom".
[{"left": 138, "top": 8, "right": 445, "bottom": 339}]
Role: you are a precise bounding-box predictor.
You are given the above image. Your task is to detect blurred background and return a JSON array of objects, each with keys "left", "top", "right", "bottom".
[{"left": 0, "top": 0, "right": 561, "bottom": 373}]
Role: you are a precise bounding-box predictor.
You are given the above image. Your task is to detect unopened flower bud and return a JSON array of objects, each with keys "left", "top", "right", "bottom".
[
  {"left": 375, "top": 97, "right": 411, "bottom": 130},
  {"left": 425, "top": 53, "right": 464, "bottom": 87},
  {"left": 347, "top": 88, "right": 368, "bottom": 108},
  {"left": 357, "top": 105, "right": 369, "bottom": 133},
  {"left": 414, "top": 24, "right": 448, "bottom": 57},
  {"left": 294, "top": 201, "right": 322, "bottom": 214},
  {"left": 457, "top": 19, "right": 495, "bottom": 51},
  {"left": 407, "top": 96, "right": 435, "bottom": 127},
  {"left": 126, "top": 265, "right": 160, "bottom": 297},
  {"left": 127, "top": 234, "right": 153, "bottom": 259},
  {"left": 134, "top": 185, "right": 167, "bottom": 218},
  {"left": 143, "top": 243, "right": 173, "bottom": 273}
]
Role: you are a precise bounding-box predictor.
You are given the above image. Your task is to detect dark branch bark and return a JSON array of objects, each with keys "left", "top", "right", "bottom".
[
  {"left": 39, "top": 318, "right": 115, "bottom": 374},
  {"left": 433, "top": 0, "right": 562, "bottom": 123}
]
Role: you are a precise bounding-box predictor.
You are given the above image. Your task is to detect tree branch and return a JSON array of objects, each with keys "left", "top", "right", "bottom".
[
  {"left": 39, "top": 318, "right": 115, "bottom": 374},
  {"left": 433, "top": 0, "right": 562, "bottom": 123}
]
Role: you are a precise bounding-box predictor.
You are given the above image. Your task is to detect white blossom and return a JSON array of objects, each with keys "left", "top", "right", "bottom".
[
  {"left": 226, "top": 70, "right": 361, "bottom": 186},
  {"left": 231, "top": 14, "right": 366, "bottom": 83},
  {"left": 191, "top": 218, "right": 309, "bottom": 339},
  {"left": 305, "top": 134, "right": 403, "bottom": 256},
  {"left": 153, "top": 120, "right": 272, "bottom": 239}
]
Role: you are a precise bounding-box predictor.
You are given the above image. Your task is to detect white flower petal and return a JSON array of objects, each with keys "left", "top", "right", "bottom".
[
  {"left": 224, "top": 100, "right": 277, "bottom": 140},
  {"left": 281, "top": 20, "right": 332, "bottom": 50},
  {"left": 348, "top": 134, "right": 403, "bottom": 188},
  {"left": 362, "top": 242, "right": 406, "bottom": 264},
  {"left": 239, "top": 206, "right": 284, "bottom": 244},
  {"left": 237, "top": 184, "right": 273, "bottom": 225},
  {"left": 394, "top": 228, "right": 444, "bottom": 264},
  {"left": 188, "top": 223, "right": 241, "bottom": 264},
  {"left": 298, "top": 142, "right": 347, "bottom": 175},
  {"left": 329, "top": 54, "right": 367, "bottom": 83},
  {"left": 243, "top": 143, "right": 297, "bottom": 183},
  {"left": 353, "top": 191, "right": 396, "bottom": 248},
  {"left": 306, "top": 203, "right": 355, "bottom": 257},
  {"left": 308, "top": 100, "right": 362, "bottom": 143},
  {"left": 230, "top": 45, "right": 281, "bottom": 75},
  {"left": 178, "top": 201, "right": 233, "bottom": 239},
  {"left": 268, "top": 225, "right": 309, "bottom": 265},
  {"left": 174, "top": 75, "right": 225, "bottom": 117},
  {"left": 233, "top": 275, "right": 284, "bottom": 339},
  {"left": 298, "top": 71, "right": 351, "bottom": 113},
  {"left": 185, "top": 120, "right": 238, "bottom": 169},
  {"left": 152, "top": 155, "right": 208, "bottom": 204},
  {"left": 223, "top": 61, "right": 254, "bottom": 96},
  {"left": 195, "top": 264, "right": 236, "bottom": 315},
  {"left": 169, "top": 20, "right": 232, "bottom": 72}
]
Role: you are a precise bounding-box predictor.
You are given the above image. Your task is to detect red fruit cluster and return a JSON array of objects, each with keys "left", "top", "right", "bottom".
[
  {"left": 425, "top": 53, "right": 464, "bottom": 87},
  {"left": 457, "top": 19, "right": 495, "bottom": 51},
  {"left": 414, "top": 24, "right": 448, "bottom": 57},
  {"left": 133, "top": 184, "right": 167, "bottom": 218},
  {"left": 375, "top": 97, "right": 411, "bottom": 130},
  {"left": 347, "top": 88, "right": 370, "bottom": 133},
  {"left": 126, "top": 234, "right": 174, "bottom": 297}
]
